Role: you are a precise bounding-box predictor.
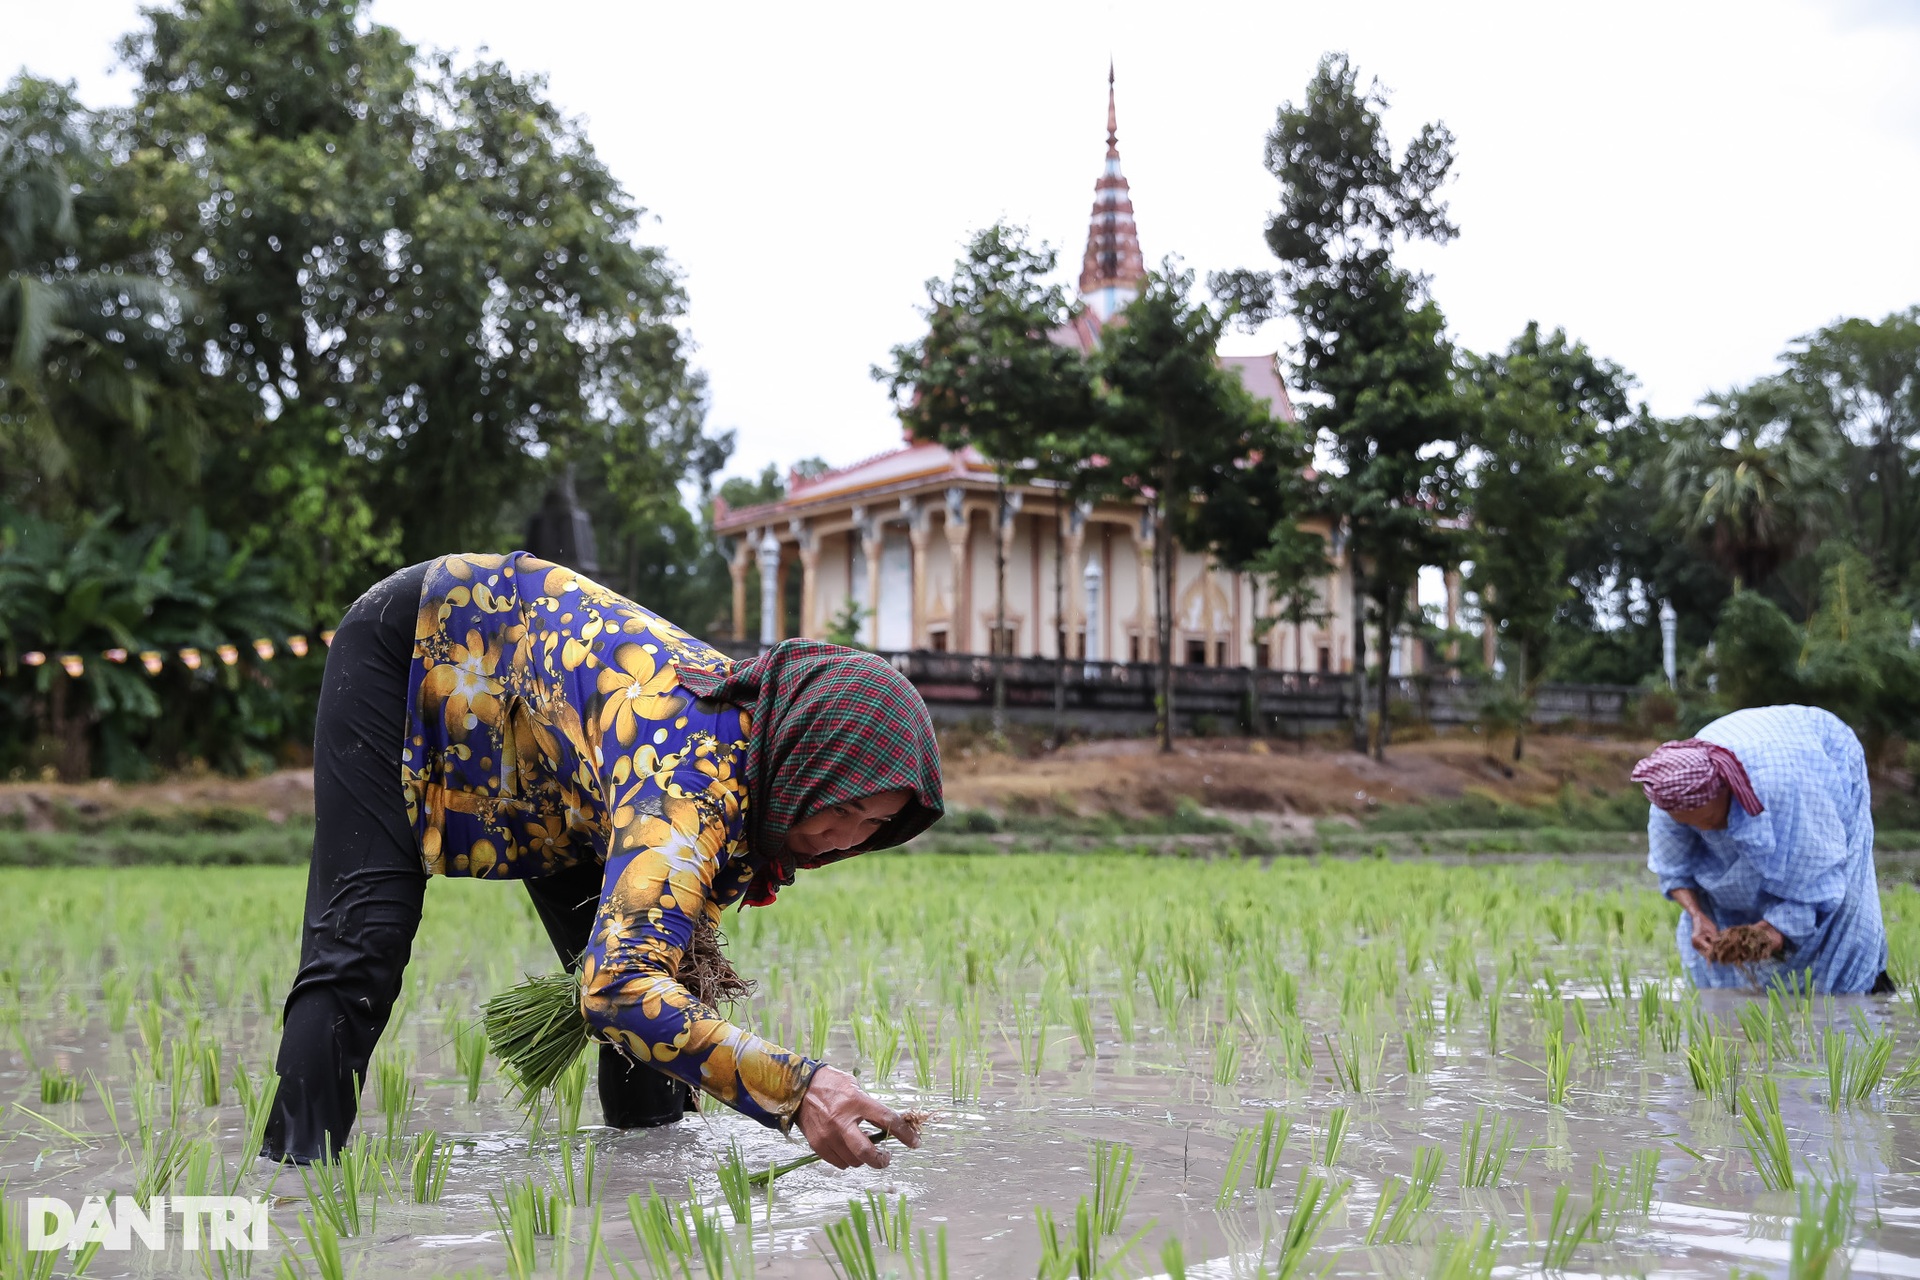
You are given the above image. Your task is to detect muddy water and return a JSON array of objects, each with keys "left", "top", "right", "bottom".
[
  {"left": 7, "top": 857, "right": 1920, "bottom": 1279},
  {"left": 7, "top": 987, "right": 1920, "bottom": 1278}
]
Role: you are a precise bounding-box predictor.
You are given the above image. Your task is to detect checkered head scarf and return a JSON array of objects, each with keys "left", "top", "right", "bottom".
[
  {"left": 1629, "top": 739, "right": 1764, "bottom": 817},
  {"left": 675, "top": 638, "right": 944, "bottom": 906}
]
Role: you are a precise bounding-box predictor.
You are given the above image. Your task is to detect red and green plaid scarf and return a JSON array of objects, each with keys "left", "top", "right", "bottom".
[{"left": 675, "top": 639, "right": 944, "bottom": 906}]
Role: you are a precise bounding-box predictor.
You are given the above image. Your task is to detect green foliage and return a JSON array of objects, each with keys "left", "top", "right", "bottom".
[
  {"left": 1709, "top": 546, "right": 1920, "bottom": 756},
  {"left": 1221, "top": 52, "right": 1468, "bottom": 759},
  {"left": 0, "top": 4, "right": 730, "bottom": 777}
]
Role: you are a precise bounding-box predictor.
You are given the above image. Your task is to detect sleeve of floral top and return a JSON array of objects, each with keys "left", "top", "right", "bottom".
[{"left": 577, "top": 765, "right": 821, "bottom": 1130}]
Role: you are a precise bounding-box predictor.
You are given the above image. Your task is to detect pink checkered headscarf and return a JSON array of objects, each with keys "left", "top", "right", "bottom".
[{"left": 1629, "top": 739, "right": 1764, "bottom": 816}]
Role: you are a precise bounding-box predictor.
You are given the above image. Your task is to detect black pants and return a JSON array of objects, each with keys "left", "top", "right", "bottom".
[{"left": 259, "top": 562, "right": 691, "bottom": 1164}]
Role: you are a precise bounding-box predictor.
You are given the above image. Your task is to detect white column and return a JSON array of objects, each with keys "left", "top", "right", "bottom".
[
  {"left": 757, "top": 527, "right": 781, "bottom": 651},
  {"left": 1659, "top": 599, "right": 1677, "bottom": 689},
  {"left": 1083, "top": 555, "right": 1103, "bottom": 679}
]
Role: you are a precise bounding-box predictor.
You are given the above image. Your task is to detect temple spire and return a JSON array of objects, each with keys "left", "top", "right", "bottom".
[{"left": 1079, "top": 65, "right": 1145, "bottom": 322}]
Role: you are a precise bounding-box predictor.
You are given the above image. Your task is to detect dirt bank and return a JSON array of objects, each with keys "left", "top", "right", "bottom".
[{"left": 944, "top": 731, "right": 1658, "bottom": 821}]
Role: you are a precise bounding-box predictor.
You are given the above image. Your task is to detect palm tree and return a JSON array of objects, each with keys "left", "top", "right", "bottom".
[
  {"left": 1661, "top": 383, "right": 1831, "bottom": 591},
  {"left": 1, "top": 77, "right": 187, "bottom": 508}
]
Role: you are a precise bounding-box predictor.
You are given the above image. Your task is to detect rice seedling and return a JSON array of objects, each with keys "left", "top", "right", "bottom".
[
  {"left": 551, "top": 1048, "right": 590, "bottom": 1134},
  {"left": 1321, "top": 1105, "right": 1351, "bottom": 1167},
  {"left": 745, "top": 1111, "right": 931, "bottom": 1188},
  {"left": 491, "top": 1178, "right": 555, "bottom": 1280},
  {"left": 38, "top": 1067, "right": 81, "bottom": 1104},
  {"left": 293, "top": 1208, "right": 347, "bottom": 1280},
  {"left": 1271, "top": 1171, "right": 1349, "bottom": 1280},
  {"left": 1685, "top": 1031, "right": 1743, "bottom": 1112},
  {"left": 1363, "top": 1145, "right": 1444, "bottom": 1245},
  {"left": 373, "top": 1047, "right": 416, "bottom": 1140},
  {"left": 1212, "top": 1026, "right": 1240, "bottom": 1086},
  {"left": 1147, "top": 962, "right": 1183, "bottom": 1022},
  {"left": 1822, "top": 1028, "right": 1892, "bottom": 1110},
  {"left": 1089, "top": 1139, "right": 1137, "bottom": 1234},
  {"left": 1789, "top": 1179, "right": 1855, "bottom": 1280},
  {"left": 484, "top": 968, "right": 590, "bottom": 1104},
  {"left": 717, "top": 1140, "right": 754, "bottom": 1226},
  {"left": 1739, "top": 1076, "right": 1797, "bottom": 1191},
  {"left": 1543, "top": 1021, "right": 1571, "bottom": 1105},
  {"left": 1429, "top": 1224, "right": 1501, "bottom": 1280},
  {"left": 1068, "top": 994, "right": 1097, "bottom": 1060},
  {"left": 1109, "top": 988, "right": 1135, "bottom": 1044},
  {"left": 825, "top": 1195, "right": 885, "bottom": 1280},
  {"left": 452, "top": 1016, "right": 488, "bottom": 1103},
  {"left": 1323, "top": 1024, "right": 1387, "bottom": 1095},
  {"left": 946, "top": 1036, "right": 977, "bottom": 1103},
  {"left": 551, "top": 1135, "right": 596, "bottom": 1207},
  {"left": 199, "top": 1041, "right": 224, "bottom": 1107},
  {"left": 1459, "top": 1107, "right": 1520, "bottom": 1189},
  {"left": 1009, "top": 997, "right": 1047, "bottom": 1079},
  {"left": 410, "top": 1130, "right": 454, "bottom": 1204},
  {"left": 628, "top": 1187, "right": 695, "bottom": 1279},
  {"left": 912, "top": 1225, "right": 950, "bottom": 1280},
  {"left": 907, "top": 1006, "right": 938, "bottom": 1088},
  {"left": 1534, "top": 1182, "right": 1602, "bottom": 1272}
]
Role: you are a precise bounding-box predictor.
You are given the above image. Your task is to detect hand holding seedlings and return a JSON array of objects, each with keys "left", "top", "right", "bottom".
[
  {"left": 750, "top": 1109, "right": 934, "bottom": 1187},
  {"left": 1706, "top": 921, "right": 1785, "bottom": 965},
  {"left": 795, "top": 1065, "right": 922, "bottom": 1169}
]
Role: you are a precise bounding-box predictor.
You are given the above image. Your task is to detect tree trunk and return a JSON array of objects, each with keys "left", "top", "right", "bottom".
[
  {"left": 1350, "top": 563, "right": 1369, "bottom": 755},
  {"left": 1156, "top": 506, "right": 1175, "bottom": 753},
  {"left": 992, "top": 478, "right": 1008, "bottom": 740},
  {"left": 1512, "top": 644, "right": 1528, "bottom": 762},
  {"left": 43, "top": 676, "right": 92, "bottom": 782},
  {"left": 1372, "top": 590, "right": 1396, "bottom": 764}
]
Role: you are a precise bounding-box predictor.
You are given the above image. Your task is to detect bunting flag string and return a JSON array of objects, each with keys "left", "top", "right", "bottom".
[{"left": 13, "top": 631, "right": 337, "bottom": 680}]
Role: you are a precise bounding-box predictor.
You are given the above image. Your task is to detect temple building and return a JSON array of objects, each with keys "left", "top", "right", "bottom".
[{"left": 712, "top": 74, "right": 1429, "bottom": 677}]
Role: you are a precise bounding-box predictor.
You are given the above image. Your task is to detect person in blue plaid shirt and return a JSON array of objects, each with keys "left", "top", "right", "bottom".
[{"left": 1633, "top": 704, "right": 1892, "bottom": 996}]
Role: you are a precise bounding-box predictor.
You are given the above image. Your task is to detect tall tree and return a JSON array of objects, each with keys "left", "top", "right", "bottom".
[
  {"left": 1464, "top": 324, "right": 1614, "bottom": 760},
  {"left": 1662, "top": 382, "right": 1832, "bottom": 593},
  {"left": 1781, "top": 308, "right": 1920, "bottom": 593},
  {"left": 1090, "top": 263, "right": 1297, "bottom": 752},
  {"left": 879, "top": 222, "right": 1095, "bottom": 738},
  {"left": 1216, "top": 53, "right": 1467, "bottom": 760},
  {"left": 0, "top": 76, "right": 200, "bottom": 522},
  {"left": 118, "top": 0, "right": 723, "bottom": 620}
]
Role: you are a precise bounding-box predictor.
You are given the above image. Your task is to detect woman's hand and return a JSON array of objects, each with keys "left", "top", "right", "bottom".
[
  {"left": 1689, "top": 911, "right": 1721, "bottom": 957},
  {"left": 794, "top": 1065, "right": 919, "bottom": 1170}
]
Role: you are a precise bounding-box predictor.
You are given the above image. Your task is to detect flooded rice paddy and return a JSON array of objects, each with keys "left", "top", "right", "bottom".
[{"left": 5, "top": 852, "right": 1920, "bottom": 1278}]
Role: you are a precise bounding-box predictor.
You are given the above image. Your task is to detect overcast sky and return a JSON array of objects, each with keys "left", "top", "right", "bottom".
[{"left": 13, "top": 0, "right": 1920, "bottom": 487}]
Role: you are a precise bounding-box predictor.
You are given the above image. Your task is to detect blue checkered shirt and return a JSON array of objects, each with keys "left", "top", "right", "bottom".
[{"left": 1647, "top": 704, "right": 1886, "bottom": 995}]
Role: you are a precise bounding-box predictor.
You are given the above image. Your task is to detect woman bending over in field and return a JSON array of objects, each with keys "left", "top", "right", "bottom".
[
  {"left": 1633, "top": 703, "right": 1890, "bottom": 996},
  {"left": 260, "top": 552, "right": 941, "bottom": 1167}
]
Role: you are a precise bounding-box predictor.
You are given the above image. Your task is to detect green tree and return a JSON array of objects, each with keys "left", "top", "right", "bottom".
[
  {"left": 879, "top": 222, "right": 1095, "bottom": 736},
  {"left": 1464, "top": 324, "right": 1614, "bottom": 760},
  {"left": 0, "top": 76, "right": 200, "bottom": 522},
  {"left": 1217, "top": 53, "right": 1468, "bottom": 759},
  {"left": 1090, "top": 263, "right": 1297, "bottom": 752},
  {"left": 1662, "top": 381, "right": 1832, "bottom": 592},
  {"left": 1781, "top": 308, "right": 1920, "bottom": 593},
  {"left": 117, "top": 0, "right": 723, "bottom": 620}
]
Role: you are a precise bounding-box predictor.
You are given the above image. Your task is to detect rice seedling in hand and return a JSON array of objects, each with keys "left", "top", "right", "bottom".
[
  {"left": 745, "top": 1110, "right": 931, "bottom": 1188},
  {"left": 1789, "top": 1179, "right": 1855, "bottom": 1280},
  {"left": 552, "top": 1049, "right": 590, "bottom": 1134},
  {"left": 484, "top": 969, "right": 590, "bottom": 1101},
  {"left": 1739, "top": 1076, "right": 1797, "bottom": 1191}
]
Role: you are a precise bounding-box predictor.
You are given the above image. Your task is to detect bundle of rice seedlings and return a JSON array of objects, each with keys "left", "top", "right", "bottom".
[
  {"left": 484, "top": 970, "right": 590, "bottom": 1100},
  {"left": 484, "top": 916, "right": 756, "bottom": 1102}
]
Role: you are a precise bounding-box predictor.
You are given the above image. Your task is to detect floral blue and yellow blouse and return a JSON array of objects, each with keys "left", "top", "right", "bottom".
[{"left": 403, "top": 551, "right": 819, "bottom": 1128}]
